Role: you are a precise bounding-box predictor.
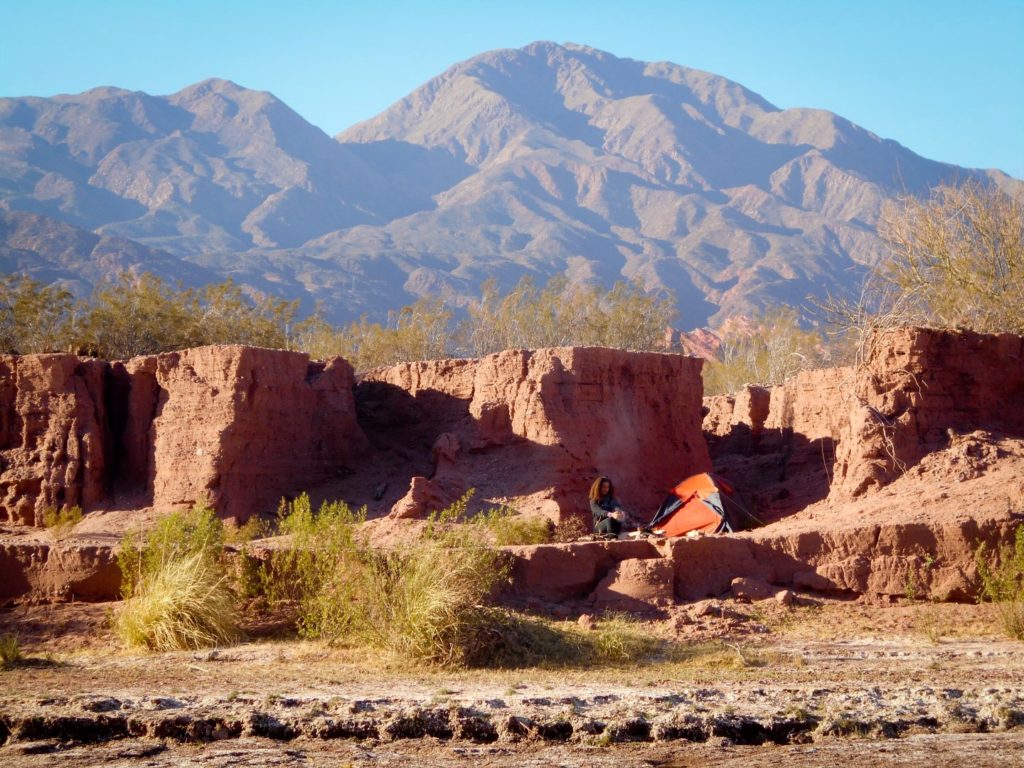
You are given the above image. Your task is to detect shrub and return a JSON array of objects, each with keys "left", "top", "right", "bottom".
[
  {"left": 463, "top": 275, "right": 675, "bottom": 357},
  {"left": 265, "top": 494, "right": 367, "bottom": 639},
  {"left": 115, "top": 505, "right": 238, "bottom": 650},
  {"left": 976, "top": 525, "right": 1024, "bottom": 639},
  {"left": 267, "top": 492, "right": 511, "bottom": 666},
  {"left": 0, "top": 634, "right": 22, "bottom": 669},
  {"left": 42, "top": 504, "right": 83, "bottom": 540},
  {"left": 880, "top": 181, "right": 1024, "bottom": 334},
  {"left": 0, "top": 274, "right": 74, "bottom": 354},
  {"left": 702, "top": 307, "right": 827, "bottom": 395},
  {"left": 472, "top": 505, "right": 553, "bottom": 546},
  {"left": 79, "top": 273, "right": 297, "bottom": 359}
]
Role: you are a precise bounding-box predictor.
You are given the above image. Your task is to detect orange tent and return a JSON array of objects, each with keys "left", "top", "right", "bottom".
[{"left": 648, "top": 473, "right": 760, "bottom": 537}]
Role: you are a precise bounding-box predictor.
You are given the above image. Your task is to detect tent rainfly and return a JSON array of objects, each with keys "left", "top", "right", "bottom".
[{"left": 648, "top": 472, "right": 762, "bottom": 537}]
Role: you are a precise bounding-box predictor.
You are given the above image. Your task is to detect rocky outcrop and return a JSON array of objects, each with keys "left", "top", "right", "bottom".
[
  {"left": 704, "top": 328, "right": 1024, "bottom": 513},
  {"left": 360, "top": 347, "right": 711, "bottom": 521},
  {"left": 0, "top": 346, "right": 366, "bottom": 525},
  {"left": 0, "top": 355, "right": 110, "bottom": 526},
  {"left": 142, "top": 347, "right": 365, "bottom": 522},
  {"left": 0, "top": 535, "right": 120, "bottom": 601},
  {"left": 830, "top": 328, "right": 1024, "bottom": 498},
  {"left": 502, "top": 483, "right": 1019, "bottom": 606}
]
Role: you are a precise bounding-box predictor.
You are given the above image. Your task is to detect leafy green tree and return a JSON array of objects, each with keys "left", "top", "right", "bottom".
[
  {"left": 78, "top": 273, "right": 297, "bottom": 359},
  {"left": 461, "top": 275, "right": 675, "bottom": 356},
  {"left": 77, "top": 273, "right": 200, "bottom": 359},
  {"left": 0, "top": 274, "right": 74, "bottom": 353},
  {"left": 293, "top": 296, "right": 455, "bottom": 371},
  {"left": 194, "top": 279, "right": 296, "bottom": 349}
]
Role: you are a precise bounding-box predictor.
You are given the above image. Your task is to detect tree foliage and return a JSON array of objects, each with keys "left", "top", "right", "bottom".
[
  {"left": 0, "top": 274, "right": 75, "bottom": 354},
  {"left": 702, "top": 307, "right": 827, "bottom": 395},
  {"left": 280, "top": 274, "right": 675, "bottom": 370},
  {"left": 463, "top": 275, "right": 675, "bottom": 357},
  {"left": 78, "top": 274, "right": 296, "bottom": 359},
  {"left": 880, "top": 181, "right": 1024, "bottom": 334},
  {"left": 0, "top": 269, "right": 676, "bottom": 368}
]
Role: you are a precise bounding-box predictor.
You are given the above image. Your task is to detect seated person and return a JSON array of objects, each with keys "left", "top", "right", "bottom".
[{"left": 589, "top": 476, "right": 633, "bottom": 536}]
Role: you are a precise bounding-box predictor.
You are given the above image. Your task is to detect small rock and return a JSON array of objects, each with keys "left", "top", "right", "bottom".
[
  {"left": 730, "top": 577, "right": 775, "bottom": 601},
  {"left": 775, "top": 589, "right": 795, "bottom": 606},
  {"left": 692, "top": 600, "right": 721, "bottom": 618}
]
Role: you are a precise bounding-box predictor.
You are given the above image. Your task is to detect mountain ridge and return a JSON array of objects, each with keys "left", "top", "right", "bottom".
[{"left": 1, "top": 41, "right": 1019, "bottom": 327}]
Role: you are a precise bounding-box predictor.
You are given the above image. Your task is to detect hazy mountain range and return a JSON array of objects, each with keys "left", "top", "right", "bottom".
[{"left": 1, "top": 41, "right": 1020, "bottom": 328}]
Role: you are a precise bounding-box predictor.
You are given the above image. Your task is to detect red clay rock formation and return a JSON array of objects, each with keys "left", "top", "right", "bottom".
[
  {"left": 0, "top": 355, "right": 109, "bottom": 526},
  {"left": 143, "top": 347, "right": 365, "bottom": 522},
  {"left": 704, "top": 328, "right": 1024, "bottom": 515},
  {"left": 360, "top": 347, "right": 711, "bottom": 521},
  {"left": 504, "top": 539, "right": 662, "bottom": 602},
  {"left": 0, "top": 534, "right": 120, "bottom": 601},
  {"left": 0, "top": 346, "right": 366, "bottom": 525},
  {"left": 501, "top": 442, "right": 1021, "bottom": 606},
  {"left": 591, "top": 557, "right": 675, "bottom": 612},
  {"left": 389, "top": 476, "right": 459, "bottom": 519},
  {"left": 830, "top": 328, "right": 1024, "bottom": 498}
]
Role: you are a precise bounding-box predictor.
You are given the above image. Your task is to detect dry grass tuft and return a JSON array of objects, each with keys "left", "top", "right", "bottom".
[
  {"left": 115, "top": 505, "right": 239, "bottom": 651},
  {"left": 0, "top": 634, "right": 22, "bottom": 668},
  {"left": 115, "top": 550, "right": 239, "bottom": 651}
]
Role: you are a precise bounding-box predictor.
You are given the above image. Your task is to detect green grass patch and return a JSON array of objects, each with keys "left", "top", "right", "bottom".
[{"left": 42, "top": 505, "right": 82, "bottom": 539}]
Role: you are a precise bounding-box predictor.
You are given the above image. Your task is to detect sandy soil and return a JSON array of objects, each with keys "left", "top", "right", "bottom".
[{"left": 2, "top": 598, "right": 1023, "bottom": 767}]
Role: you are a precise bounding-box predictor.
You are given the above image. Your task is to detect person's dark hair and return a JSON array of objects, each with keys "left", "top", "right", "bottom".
[{"left": 589, "top": 476, "right": 613, "bottom": 502}]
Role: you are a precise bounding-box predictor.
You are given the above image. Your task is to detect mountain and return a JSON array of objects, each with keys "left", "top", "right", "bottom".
[
  {"left": 1, "top": 42, "right": 1020, "bottom": 327},
  {"left": 0, "top": 209, "right": 214, "bottom": 297}
]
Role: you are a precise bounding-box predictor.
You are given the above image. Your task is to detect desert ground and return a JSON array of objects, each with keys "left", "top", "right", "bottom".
[{"left": 2, "top": 598, "right": 1024, "bottom": 767}]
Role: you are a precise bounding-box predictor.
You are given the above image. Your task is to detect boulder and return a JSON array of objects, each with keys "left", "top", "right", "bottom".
[
  {"left": 592, "top": 557, "right": 675, "bottom": 612},
  {"left": 389, "top": 476, "right": 457, "bottom": 519},
  {"left": 730, "top": 576, "right": 776, "bottom": 601}
]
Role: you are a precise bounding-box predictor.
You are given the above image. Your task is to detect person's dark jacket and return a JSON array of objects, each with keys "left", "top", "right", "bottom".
[{"left": 590, "top": 494, "right": 622, "bottom": 525}]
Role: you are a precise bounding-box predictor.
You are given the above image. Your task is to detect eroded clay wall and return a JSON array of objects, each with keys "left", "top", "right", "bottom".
[
  {"left": 0, "top": 355, "right": 109, "bottom": 525},
  {"left": 362, "top": 347, "right": 711, "bottom": 518},
  {"left": 703, "top": 328, "right": 1024, "bottom": 504},
  {"left": 0, "top": 346, "right": 366, "bottom": 525}
]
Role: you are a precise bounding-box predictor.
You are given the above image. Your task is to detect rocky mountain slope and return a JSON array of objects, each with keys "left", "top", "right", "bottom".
[{"left": 1, "top": 42, "right": 1020, "bottom": 325}]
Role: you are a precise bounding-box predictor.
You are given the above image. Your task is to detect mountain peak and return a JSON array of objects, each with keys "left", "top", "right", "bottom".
[{"left": 2, "top": 43, "right": 1019, "bottom": 330}]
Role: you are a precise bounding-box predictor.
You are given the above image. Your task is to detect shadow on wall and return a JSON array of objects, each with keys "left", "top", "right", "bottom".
[
  {"left": 706, "top": 423, "right": 836, "bottom": 524},
  {"left": 339, "top": 379, "right": 597, "bottom": 523}
]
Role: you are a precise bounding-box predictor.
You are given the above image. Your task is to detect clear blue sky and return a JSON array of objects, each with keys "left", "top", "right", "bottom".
[{"left": 3, "top": 0, "right": 1022, "bottom": 177}]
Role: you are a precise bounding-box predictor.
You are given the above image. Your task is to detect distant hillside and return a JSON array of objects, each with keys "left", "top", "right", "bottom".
[
  {"left": 0, "top": 209, "right": 213, "bottom": 297},
  {"left": 1, "top": 42, "right": 1020, "bottom": 326}
]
